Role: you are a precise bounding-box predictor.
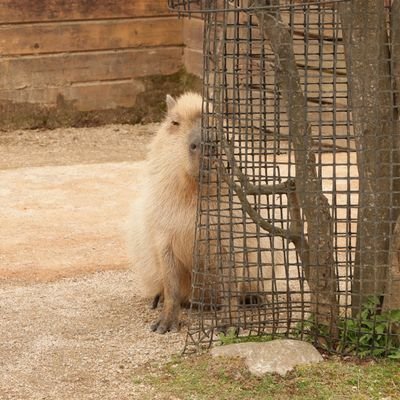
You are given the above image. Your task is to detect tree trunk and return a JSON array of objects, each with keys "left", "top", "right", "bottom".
[
  {"left": 392, "top": 0, "right": 400, "bottom": 119},
  {"left": 384, "top": 0, "right": 400, "bottom": 312},
  {"left": 339, "top": 0, "right": 397, "bottom": 314},
  {"left": 249, "top": 0, "right": 339, "bottom": 334},
  {"left": 384, "top": 214, "right": 400, "bottom": 310}
]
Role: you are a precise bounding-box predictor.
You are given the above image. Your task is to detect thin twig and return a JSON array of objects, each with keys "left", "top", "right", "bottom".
[
  {"left": 222, "top": 137, "right": 295, "bottom": 195},
  {"left": 218, "top": 135, "right": 302, "bottom": 243}
]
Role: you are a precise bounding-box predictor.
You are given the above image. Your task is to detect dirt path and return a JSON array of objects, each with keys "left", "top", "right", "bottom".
[
  {"left": 0, "top": 161, "right": 141, "bottom": 282},
  {"left": 0, "top": 124, "right": 187, "bottom": 399},
  {"left": 0, "top": 124, "right": 157, "bottom": 283}
]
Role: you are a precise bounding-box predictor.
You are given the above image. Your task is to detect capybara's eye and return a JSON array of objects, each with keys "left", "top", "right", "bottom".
[
  {"left": 171, "top": 120, "right": 180, "bottom": 126},
  {"left": 190, "top": 143, "right": 197, "bottom": 151}
]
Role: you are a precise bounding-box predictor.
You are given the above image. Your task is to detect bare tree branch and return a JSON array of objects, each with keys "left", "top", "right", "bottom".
[
  {"left": 249, "top": 0, "right": 339, "bottom": 334},
  {"left": 221, "top": 138, "right": 295, "bottom": 196},
  {"left": 217, "top": 127, "right": 314, "bottom": 282},
  {"left": 287, "top": 184, "right": 311, "bottom": 269},
  {"left": 218, "top": 136, "right": 301, "bottom": 242}
]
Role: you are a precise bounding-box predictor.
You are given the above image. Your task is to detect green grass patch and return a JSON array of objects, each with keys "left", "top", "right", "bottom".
[
  {"left": 219, "top": 328, "right": 275, "bottom": 346},
  {"left": 135, "top": 354, "right": 399, "bottom": 400}
]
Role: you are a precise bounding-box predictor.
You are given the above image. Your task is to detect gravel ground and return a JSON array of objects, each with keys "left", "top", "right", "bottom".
[
  {"left": 0, "top": 124, "right": 158, "bottom": 170},
  {"left": 0, "top": 270, "right": 187, "bottom": 400},
  {"left": 0, "top": 124, "right": 187, "bottom": 400}
]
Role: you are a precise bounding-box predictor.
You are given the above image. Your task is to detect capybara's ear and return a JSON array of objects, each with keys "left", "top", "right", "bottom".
[{"left": 166, "top": 94, "right": 177, "bottom": 113}]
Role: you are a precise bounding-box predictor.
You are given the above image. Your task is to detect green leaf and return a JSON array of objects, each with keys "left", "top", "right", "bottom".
[
  {"left": 387, "top": 309, "right": 400, "bottom": 322},
  {"left": 388, "top": 349, "right": 400, "bottom": 359},
  {"left": 374, "top": 325, "right": 386, "bottom": 334},
  {"left": 372, "top": 348, "right": 386, "bottom": 357},
  {"left": 361, "top": 320, "right": 374, "bottom": 329}
]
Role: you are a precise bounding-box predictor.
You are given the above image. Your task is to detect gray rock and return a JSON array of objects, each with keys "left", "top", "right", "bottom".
[{"left": 211, "top": 339, "right": 323, "bottom": 376}]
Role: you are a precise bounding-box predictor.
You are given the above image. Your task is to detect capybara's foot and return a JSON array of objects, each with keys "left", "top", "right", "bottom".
[
  {"left": 150, "top": 313, "right": 180, "bottom": 334},
  {"left": 240, "top": 293, "right": 264, "bottom": 308}
]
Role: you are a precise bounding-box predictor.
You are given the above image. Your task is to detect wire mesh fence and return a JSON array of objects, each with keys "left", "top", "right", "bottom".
[{"left": 168, "top": 0, "right": 400, "bottom": 357}]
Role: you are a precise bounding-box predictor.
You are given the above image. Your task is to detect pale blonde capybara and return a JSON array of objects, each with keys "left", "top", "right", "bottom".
[
  {"left": 128, "top": 92, "right": 273, "bottom": 334},
  {"left": 128, "top": 92, "right": 203, "bottom": 333}
]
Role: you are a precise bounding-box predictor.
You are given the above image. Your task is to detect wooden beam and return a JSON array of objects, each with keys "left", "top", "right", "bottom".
[
  {"left": 0, "top": 0, "right": 170, "bottom": 24},
  {"left": 0, "top": 48, "right": 183, "bottom": 90},
  {"left": 0, "top": 18, "right": 183, "bottom": 56}
]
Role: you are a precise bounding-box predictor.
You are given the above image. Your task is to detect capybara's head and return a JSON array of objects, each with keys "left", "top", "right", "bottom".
[{"left": 164, "top": 92, "right": 203, "bottom": 180}]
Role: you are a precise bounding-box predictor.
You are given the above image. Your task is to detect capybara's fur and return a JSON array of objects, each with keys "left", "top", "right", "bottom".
[{"left": 128, "top": 92, "right": 273, "bottom": 334}]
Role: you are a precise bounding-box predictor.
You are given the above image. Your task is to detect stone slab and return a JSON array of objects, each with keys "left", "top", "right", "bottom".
[{"left": 211, "top": 339, "right": 323, "bottom": 376}]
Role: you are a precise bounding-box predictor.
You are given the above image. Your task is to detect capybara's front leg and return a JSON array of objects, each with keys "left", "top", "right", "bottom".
[{"left": 150, "top": 248, "right": 182, "bottom": 334}]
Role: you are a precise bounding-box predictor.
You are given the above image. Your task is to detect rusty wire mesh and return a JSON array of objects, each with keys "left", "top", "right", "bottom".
[{"left": 169, "top": 0, "right": 400, "bottom": 357}]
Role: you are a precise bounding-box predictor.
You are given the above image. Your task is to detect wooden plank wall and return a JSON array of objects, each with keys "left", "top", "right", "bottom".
[
  {"left": 184, "top": 6, "right": 351, "bottom": 149},
  {"left": 183, "top": 18, "right": 204, "bottom": 78},
  {"left": 0, "top": 0, "right": 184, "bottom": 112}
]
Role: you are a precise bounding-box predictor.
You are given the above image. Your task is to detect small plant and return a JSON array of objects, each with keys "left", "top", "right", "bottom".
[
  {"left": 218, "top": 327, "right": 240, "bottom": 345},
  {"left": 289, "top": 297, "right": 400, "bottom": 359},
  {"left": 338, "top": 297, "right": 400, "bottom": 359},
  {"left": 219, "top": 297, "right": 400, "bottom": 359},
  {"left": 291, "top": 316, "right": 333, "bottom": 352}
]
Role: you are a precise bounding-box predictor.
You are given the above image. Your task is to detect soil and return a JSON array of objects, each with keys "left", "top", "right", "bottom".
[{"left": 0, "top": 124, "right": 187, "bottom": 400}]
